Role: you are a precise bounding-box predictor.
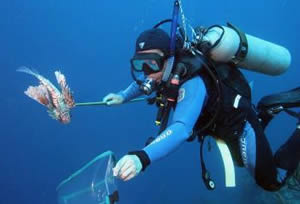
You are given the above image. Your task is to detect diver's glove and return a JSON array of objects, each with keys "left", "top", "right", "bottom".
[
  {"left": 102, "top": 93, "right": 124, "bottom": 105},
  {"left": 113, "top": 151, "right": 151, "bottom": 181},
  {"left": 113, "top": 155, "right": 142, "bottom": 181}
]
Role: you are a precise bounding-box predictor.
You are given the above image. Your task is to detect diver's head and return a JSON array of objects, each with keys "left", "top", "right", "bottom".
[
  {"left": 135, "top": 28, "right": 170, "bottom": 56},
  {"left": 131, "top": 28, "right": 170, "bottom": 94},
  {"left": 131, "top": 28, "right": 170, "bottom": 75}
]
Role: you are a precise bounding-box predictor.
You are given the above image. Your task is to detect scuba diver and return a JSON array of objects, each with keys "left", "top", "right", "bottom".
[
  {"left": 102, "top": 1, "right": 299, "bottom": 192},
  {"left": 102, "top": 27, "right": 299, "bottom": 192}
]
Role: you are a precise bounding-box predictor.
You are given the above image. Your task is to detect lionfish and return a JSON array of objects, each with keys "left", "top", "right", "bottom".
[{"left": 17, "top": 67, "right": 75, "bottom": 124}]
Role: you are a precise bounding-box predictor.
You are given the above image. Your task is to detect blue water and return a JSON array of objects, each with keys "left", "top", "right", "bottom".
[{"left": 1, "top": 0, "right": 299, "bottom": 203}]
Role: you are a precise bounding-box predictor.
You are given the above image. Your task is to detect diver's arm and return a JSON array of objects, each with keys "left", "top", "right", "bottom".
[
  {"left": 103, "top": 81, "right": 143, "bottom": 105},
  {"left": 113, "top": 76, "right": 207, "bottom": 180},
  {"left": 118, "top": 81, "right": 144, "bottom": 103},
  {"left": 137, "top": 76, "right": 207, "bottom": 168}
]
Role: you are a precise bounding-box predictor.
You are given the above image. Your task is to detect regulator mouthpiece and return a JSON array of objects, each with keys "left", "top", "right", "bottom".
[{"left": 140, "top": 78, "right": 156, "bottom": 95}]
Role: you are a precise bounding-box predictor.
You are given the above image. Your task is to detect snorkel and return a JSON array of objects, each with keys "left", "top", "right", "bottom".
[{"left": 161, "top": 0, "right": 180, "bottom": 84}]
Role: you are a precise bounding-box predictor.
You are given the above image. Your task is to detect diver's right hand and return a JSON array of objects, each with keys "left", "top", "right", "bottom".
[{"left": 102, "top": 93, "right": 125, "bottom": 105}]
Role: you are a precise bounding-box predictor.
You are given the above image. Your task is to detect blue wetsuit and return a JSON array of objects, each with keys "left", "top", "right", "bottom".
[
  {"left": 120, "top": 75, "right": 283, "bottom": 191},
  {"left": 121, "top": 76, "right": 206, "bottom": 162}
]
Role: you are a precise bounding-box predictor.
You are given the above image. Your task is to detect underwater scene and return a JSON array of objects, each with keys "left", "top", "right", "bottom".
[{"left": 1, "top": 0, "right": 299, "bottom": 203}]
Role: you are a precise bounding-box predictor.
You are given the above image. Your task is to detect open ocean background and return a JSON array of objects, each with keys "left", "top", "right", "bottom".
[{"left": 1, "top": 0, "right": 299, "bottom": 203}]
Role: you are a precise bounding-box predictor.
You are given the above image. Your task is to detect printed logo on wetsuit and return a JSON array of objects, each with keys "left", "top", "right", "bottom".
[
  {"left": 177, "top": 88, "right": 185, "bottom": 103},
  {"left": 240, "top": 136, "right": 248, "bottom": 167},
  {"left": 150, "top": 129, "right": 173, "bottom": 145}
]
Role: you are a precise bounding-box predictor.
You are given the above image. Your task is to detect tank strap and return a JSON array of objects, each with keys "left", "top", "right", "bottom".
[{"left": 227, "top": 22, "right": 248, "bottom": 65}]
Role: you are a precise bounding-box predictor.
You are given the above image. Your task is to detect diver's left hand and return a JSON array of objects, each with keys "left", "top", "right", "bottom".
[{"left": 113, "top": 155, "right": 142, "bottom": 181}]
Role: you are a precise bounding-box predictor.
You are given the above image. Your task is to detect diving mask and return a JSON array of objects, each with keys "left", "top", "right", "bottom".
[{"left": 130, "top": 53, "right": 166, "bottom": 75}]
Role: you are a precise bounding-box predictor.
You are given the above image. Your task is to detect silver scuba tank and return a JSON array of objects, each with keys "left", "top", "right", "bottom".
[{"left": 200, "top": 24, "right": 291, "bottom": 76}]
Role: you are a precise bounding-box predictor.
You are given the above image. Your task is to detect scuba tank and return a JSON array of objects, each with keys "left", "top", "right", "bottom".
[{"left": 197, "top": 23, "right": 291, "bottom": 76}]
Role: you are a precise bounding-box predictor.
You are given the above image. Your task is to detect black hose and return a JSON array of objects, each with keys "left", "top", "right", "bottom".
[
  {"left": 205, "top": 25, "right": 225, "bottom": 53},
  {"left": 153, "top": 19, "right": 173, "bottom": 28}
]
